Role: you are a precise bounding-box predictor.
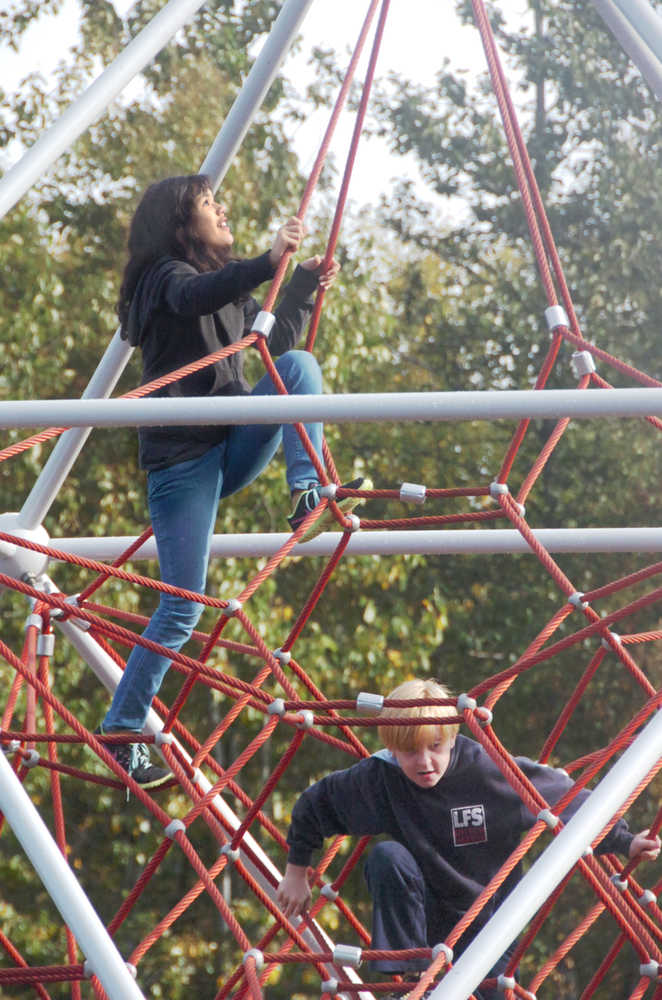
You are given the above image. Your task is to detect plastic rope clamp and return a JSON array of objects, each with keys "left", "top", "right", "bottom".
[
  {"left": 37, "top": 633, "right": 55, "bottom": 656},
  {"left": 125, "top": 963, "right": 137, "bottom": 979},
  {"left": 601, "top": 631, "right": 621, "bottom": 650},
  {"left": 544, "top": 304, "right": 569, "bottom": 331},
  {"left": 25, "top": 613, "right": 42, "bottom": 631},
  {"left": 332, "top": 944, "right": 362, "bottom": 967},
  {"left": 243, "top": 948, "right": 264, "bottom": 970},
  {"left": 251, "top": 311, "right": 275, "bottom": 339},
  {"left": 273, "top": 648, "right": 291, "bottom": 664},
  {"left": 431, "top": 942, "right": 453, "bottom": 963},
  {"left": 400, "top": 482, "right": 426, "bottom": 505},
  {"left": 356, "top": 692, "right": 384, "bottom": 714},
  {"left": 537, "top": 808, "right": 559, "bottom": 830},
  {"left": 476, "top": 706, "right": 493, "bottom": 727},
  {"left": 568, "top": 592, "right": 588, "bottom": 609},
  {"left": 267, "top": 699, "right": 286, "bottom": 717},
  {"left": 164, "top": 819, "right": 186, "bottom": 839},
  {"left": 220, "top": 844, "right": 240, "bottom": 863},
  {"left": 344, "top": 513, "right": 361, "bottom": 532},
  {"left": 489, "top": 481, "right": 509, "bottom": 498},
  {"left": 640, "top": 889, "right": 657, "bottom": 906},
  {"left": 320, "top": 883, "right": 339, "bottom": 901},
  {"left": 611, "top": 874, "right": 628, "bottom": 892},
  {"left": 321, "top": 980, "right": 339, "bottom": 995},
  {"left": 222, "top": 598, "right": 242, "bottom": 617},
  {"left": 319, "top": 484, "right": 338, "bottom": 500},
  {"left": 640, "top": 961, "right": 661, "bottom": 980},
  {"left": 296, "top": 710, "right": 314, "bottom": 730},
  {"left": 23, "top": 750, "right": 40, "bottom": 768},
  {"left": 64, "top": 594, "right": 91, "bottom": 631},
  {"left": 456, "top": 693, "right": 477, "bottom": 713},
  {"left": 571, "top": 350, "right": 596, "bottom": 377},
  {"left": 582, "top": 846, "right": 594, "bottom": 858},
  {"left": 82, "top": 959, "right": 94, "bottom": 979},
  {"left": 155, "top": 730, "right": 174, "bottom": 746},
  {"left": 497, "top": 975, "right": 517, "bottom": 991}
]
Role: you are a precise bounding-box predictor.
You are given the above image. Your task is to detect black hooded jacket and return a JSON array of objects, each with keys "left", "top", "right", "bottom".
[
  {"left": 122, "top": 252, "right": 319, "bottom": 470},
  {"left": 286, "top": 735, "right": 633, "bottom": 938}
]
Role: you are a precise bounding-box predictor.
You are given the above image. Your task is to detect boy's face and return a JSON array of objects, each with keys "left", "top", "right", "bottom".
[{"left": 393, "top": 733, "right": 455, "bottom": 789}]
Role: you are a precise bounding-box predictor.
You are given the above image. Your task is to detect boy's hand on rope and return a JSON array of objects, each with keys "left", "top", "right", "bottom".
[
  {"left": 629, "top": 829, "right": 661, "bottom": 862},
  {"left": 300, "top": 254, "right": 341, "bottom": 289},
  {"left": 269, "top": 216, "right": 307, "bottom": 266},
  {"left": 275, "top": 863, "right": 312, "bottom": 918}
]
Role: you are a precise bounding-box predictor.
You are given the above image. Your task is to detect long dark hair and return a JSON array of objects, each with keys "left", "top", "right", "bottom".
[{"left": 117, "top": 174, "right": 229, "bottom": 328}]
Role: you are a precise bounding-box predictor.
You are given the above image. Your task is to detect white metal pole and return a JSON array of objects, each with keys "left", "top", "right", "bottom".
[
  {"left": 591, "top": 0, "right": 662, "bottom": 99},
  {"left": 431, "top": 707, "right": 662, "bottom": 1000},
  {"left": 55, "top": 614, "right": 375, "bottom": 1000},
  {"left": 6, "top": 387, "right": 662, "bottom": 430},
  {"left": 0, "top": 749, "right": 146, "bottom": 999},
  {"left": 51, "top": 526, "right": 662, "bottom": 561},
  {"left": 16, "top": 0, "right": 315, "bottom": 532},
  {"left": 200, "top": 0, "right": 316, "bottom": 189},
  {"left": 612, "top": 0, "right": 662, "bottom": 63},
  {"left": 0, "top": 0, "right": 210, "bottom": 221}
]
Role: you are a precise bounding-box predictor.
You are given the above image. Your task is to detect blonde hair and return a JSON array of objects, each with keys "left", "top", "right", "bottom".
[{"left": 378, "top": 678, "right": 460, "bottom": 752}]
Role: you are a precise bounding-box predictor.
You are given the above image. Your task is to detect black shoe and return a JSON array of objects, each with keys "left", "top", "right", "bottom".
[
  {"left": 95, "top": 726, "right": 171, "bottom": 789},
  {"left": 287, "top": 478, "right": 366, "bottom": 539}
]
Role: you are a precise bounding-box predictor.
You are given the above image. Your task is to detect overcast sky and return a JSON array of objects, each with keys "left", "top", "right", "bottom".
[{"left": 0, "top": 1, "right": 501, "bottom": 207}]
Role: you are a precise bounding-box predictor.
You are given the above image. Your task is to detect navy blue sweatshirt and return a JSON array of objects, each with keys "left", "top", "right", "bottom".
[
  {"left": 287, "top": 735, "right": 633, "bottom": 932},
  {"left": 122, "top": 252, "right": 319, "bottom": 470}
]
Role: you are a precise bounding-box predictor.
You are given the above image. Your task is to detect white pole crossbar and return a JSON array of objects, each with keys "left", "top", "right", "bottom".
[
  {"left": 432, "top": 706, "right": 662, "bottom": 999},
  {"left": 5, "top": 387, "right": 662, "bottom": 429},
  {"left": 53, "top": 527, "right": 662, "bottom": 560}
]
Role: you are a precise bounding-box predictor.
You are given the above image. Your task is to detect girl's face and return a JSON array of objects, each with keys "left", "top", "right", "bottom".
[{"left": 188, "top": 188, "right": 234, "bottom": 256}]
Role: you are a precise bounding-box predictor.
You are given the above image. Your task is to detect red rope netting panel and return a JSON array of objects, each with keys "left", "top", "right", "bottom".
[{"left": 2, "top": 1, "right": 662, "bottom": 999}]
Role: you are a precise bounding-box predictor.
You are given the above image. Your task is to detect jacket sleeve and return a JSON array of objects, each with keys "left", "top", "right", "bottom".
[
  {"left": 518, "top": 758, "right": 633, "bottom": 857},
  {"left": 242, "top": 264, "right": 319, "bottom": 356},
  {"left": 286, "top": 761, "right": 385, "bottom": 866},
  {"left": 162, "top": 252, "right": 276, "bottom": 318}
]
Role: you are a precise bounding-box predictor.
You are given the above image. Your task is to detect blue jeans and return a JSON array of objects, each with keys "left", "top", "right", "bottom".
[
  {"left": 364, "top": 842, "right": 516, "bottom": 999},
  {"left": 103, "top": 351, "right": 323, "bottom": 732}
]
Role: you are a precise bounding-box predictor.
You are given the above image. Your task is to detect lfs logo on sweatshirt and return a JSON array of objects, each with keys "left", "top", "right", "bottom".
[{"left": 451, "top": 804, "right": 487, "bottom": 846}]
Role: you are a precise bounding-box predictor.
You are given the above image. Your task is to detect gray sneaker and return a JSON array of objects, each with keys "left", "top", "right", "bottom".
[
  {"left": 287, "top": 477, "right": 365, "bottom": 539},
  {"left": 95, "top": 727, "right": 171, "bottom": 789}
]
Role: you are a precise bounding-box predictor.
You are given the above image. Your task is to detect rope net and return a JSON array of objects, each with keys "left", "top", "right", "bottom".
[{"left": 2, "top": 1, "right": 662, "bottom": 998}]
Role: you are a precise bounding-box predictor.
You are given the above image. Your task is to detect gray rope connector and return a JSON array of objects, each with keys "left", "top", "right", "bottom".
[
  {"left": 432, "top": 942, "right": 453, "bottom": 964},
  {"left": 400, "top": 482, "right": 426, "bottom": 504},
  {"left": 544, "top": 304, "right": 569, "bottom": 332},
  {"left": 222, "top": 598, "right": 243, "bottom": 617},
  {"left": 356, "top": 691, "right": 384, "bottom": 714},
  {"left": 164, "top": 819, "right": 186, "bottom": 839},
  {"left": 243, "top": 948, "right": 264, "bottom": 970},
  {"left": 332, "top": 944, "right": 362, "bottom": 967},
  {"left": 251, "top": 311, "right": 275, "bottom": 338},
  {"left": 571, "top": 350, "right": 596, "bottom": 377}
]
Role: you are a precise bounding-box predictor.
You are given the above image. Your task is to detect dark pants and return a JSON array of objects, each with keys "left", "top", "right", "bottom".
[{"left": 364, "top": 841, "right": 516, "bottom": 999}]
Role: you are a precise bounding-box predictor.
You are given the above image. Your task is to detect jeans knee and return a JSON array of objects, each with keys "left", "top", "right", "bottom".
[
  {"left": 151, "top": 597, "right": 203, "bottom": 647},
  {"left": 365, "top": 841, "right": 420, "bottom": 889},
  {"left": 278, "top": 350, "right": 322, "bottom": 393}
]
